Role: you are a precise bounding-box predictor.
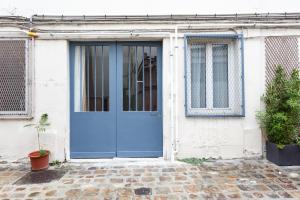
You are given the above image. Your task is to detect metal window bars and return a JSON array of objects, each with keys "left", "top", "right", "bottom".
[
  {"left": 0, "top": 39, "right": 31, "bottom": 117},
  {"left": 74, "top": 45, "right": 110, "bottom": 112},
  {"left": 123, "top": 45, "right": 158, "bottom": 112},
  {"left": 185, "top": 35, "right": 245, "bottom": 117}
]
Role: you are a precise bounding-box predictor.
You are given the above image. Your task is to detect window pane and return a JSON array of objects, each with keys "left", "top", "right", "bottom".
[
  {"left": 129, "top": 47, "right": 136, "bottom": 111},
  {"left": 87, "top": 46, "right": 95, "bottom": 111},
  {"left": 74, "top": 45, "right": 110, "bottom": 112},
  {"left": 213, "top": 44, "right": 229, "bottom": 108},
  {"left": 151, "top": 47, "right": 158, "bottom": 111},
  {"left": 123, "top": 46, "right": 129, "bottom": 111},
  {"left": 144, "top": 47, "right": 151, "bottom": 111},
  {"left": 137, "top": 46, "right": 144, "bottom": 111},
  {"left": 191, "top": 44, "right": 206, "bottom": 108},
  {"left": 103, "top": 46, "right": 110, "bottom": 111},
  {"left": 74, "top": 46, "right": 82, "bottom": 112},
  {"left": 122, "top": 45, "right": 158, "bottom": 112},
  {"left": 95, "top": 46, "right": 103, "bottom": 111}
]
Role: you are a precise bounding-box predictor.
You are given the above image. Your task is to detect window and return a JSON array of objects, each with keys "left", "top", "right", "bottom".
[
  {"left": 73, "top": 45, "right": 110, "bottom": 112},
  {"left": 0, "top": 39, "right": 31, "bottom": 117},
  {"left": 123, "top": 45, "right": 158, "bottom": 111},
  {"left": 185, "top": 34, "right": 244, "bottom": 116}
]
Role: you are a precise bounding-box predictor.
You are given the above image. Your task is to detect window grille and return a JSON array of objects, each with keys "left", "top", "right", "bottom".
[
  {"left": 0, "top": 39, "right": 31, "bottom": 117},
  {"left": 185, "top": 34, "right": 244, "bottom": 117},
  {"left": 265, "top": 36, "right": 299, "bottom": 84}
]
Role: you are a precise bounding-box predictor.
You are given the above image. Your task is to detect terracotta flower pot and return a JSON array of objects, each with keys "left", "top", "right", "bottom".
[{"left": 28, "top": 150, "right": 50, "bottom": 171}]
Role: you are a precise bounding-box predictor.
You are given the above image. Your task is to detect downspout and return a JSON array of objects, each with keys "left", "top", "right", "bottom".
[
  {"left": 169, "top": 33, "right": 175, "bottom": 161},
  {"left": 28, "top": 16, "right": 36, "bottom": 119},
  {"left": 173, "top": 26, "right": 179, "bottom": 157}
]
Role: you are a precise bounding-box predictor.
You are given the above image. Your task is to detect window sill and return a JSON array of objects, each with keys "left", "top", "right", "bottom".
[
  {"left": 186, "top": 108, "right": 245, "bottom": 117},
  {"left": 0, "top": 115, "right": 33, "bottom": 120},
  {"left": 186, "top": 114, "right": 245, "bottom": 118}
]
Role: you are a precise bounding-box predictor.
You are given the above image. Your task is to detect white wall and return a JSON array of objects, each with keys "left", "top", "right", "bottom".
[
  {"left": 1, "top": 23, "right": 300, "bottom": 161},
  {"left": 0, "top": 40, "right": 68, "bottom": 162},
  {"left": 173, "top": 36, "right": 265, "bottom": 159}
]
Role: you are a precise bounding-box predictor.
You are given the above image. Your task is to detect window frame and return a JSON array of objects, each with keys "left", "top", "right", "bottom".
[
  {"left": 0, "top": 38, "right": 32, "bottom": 119},
  {"left": 184, "top": 34, "right": 245, "bottom": 117}
]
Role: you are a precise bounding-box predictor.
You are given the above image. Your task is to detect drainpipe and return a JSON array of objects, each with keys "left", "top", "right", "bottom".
[
  {"left": 173, "top": 26, "right": 179, "bottom": 158},
  {"left": 169, "top": 25, "right": 180, "bottom": 161},
  {"left": 28, "top": 16, "right": 36, "bottom": 119},
  {"left": 169, "top": 33, "right": 175, "bottom": 162}
]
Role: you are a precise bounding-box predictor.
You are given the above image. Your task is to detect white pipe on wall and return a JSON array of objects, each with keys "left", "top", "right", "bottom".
[
  {"left": 30, "top": 32, "right": 171, "bottom": 40},
  {"left": 173, "top": 26, "right": 179, "bottom": 155},
  {"left": 2, "top": 22, "right": 300, "bottom": 39},
  {"left": 169, "top": 33, "right": 175, "bottom": 162}
]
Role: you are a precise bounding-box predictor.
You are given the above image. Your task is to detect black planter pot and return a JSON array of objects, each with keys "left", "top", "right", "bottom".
[{"left": 266, "top": 141, "right": 300, "bottom": 166}]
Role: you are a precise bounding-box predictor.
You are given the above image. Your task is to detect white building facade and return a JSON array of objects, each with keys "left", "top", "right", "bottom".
[{"left": 0, "top": 14, "right": 299, "bottom": 161}]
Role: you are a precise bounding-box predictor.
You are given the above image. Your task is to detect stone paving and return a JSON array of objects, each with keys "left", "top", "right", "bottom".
[{"left": 1, "top": 159, "right": 300, "bottom": 199}]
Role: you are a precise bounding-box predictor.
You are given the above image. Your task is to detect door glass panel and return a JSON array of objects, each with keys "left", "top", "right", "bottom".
[
  {"left": 87, "top": 46, "right": 95, "bottom": 111},
  {"left": 123, "top": 46, "right": 129, "bottom": 111},
  {"left": 151, "top": 47, "right": 157, "bottom": 111},
  {"left": 95, "top": 46, "right": 103, "bottom": 111},
  {"left": 144, "top": 47, "right": 151, "bottom": 111},
  {"left": 137, "top": 46, "right": 144, "bottom": 111},
  {"left": 122, "top": 45, "right": 158, "bottom": 112},
  {"left": 74, "top": 45, "right": 109, "bottom": 112},
  {"left": 103, "top": 46, "right": 110, "bottom": 111},
  {"left": 129, "top": 46, "right": 136, "bottom": 111}
]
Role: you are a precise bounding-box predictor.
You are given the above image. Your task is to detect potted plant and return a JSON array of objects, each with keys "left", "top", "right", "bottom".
[
  {"left": 257, "top": 65, "right": 300, "bottom": 166},
  {"left": 25, "top": 113, "right": 51, "bottom": 171}
]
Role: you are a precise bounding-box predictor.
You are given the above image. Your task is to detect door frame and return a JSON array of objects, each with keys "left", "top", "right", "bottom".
[{"left": 68, "top": 41, "right": 164, "bottom": 159}]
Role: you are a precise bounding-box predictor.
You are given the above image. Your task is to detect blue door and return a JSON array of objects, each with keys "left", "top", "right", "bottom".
[{"left": 70, "top": 42, "right": 162, "bottom": 158}]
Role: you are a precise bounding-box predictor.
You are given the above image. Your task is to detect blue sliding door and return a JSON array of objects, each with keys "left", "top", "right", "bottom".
[{"left": 70, "top": 42, "right": 162, "bottom": 158}]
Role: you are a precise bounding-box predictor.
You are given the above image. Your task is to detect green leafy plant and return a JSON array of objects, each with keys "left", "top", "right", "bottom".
[
  {"left": 50, "top": 160, "right": 62, "bottom": 167},
  {"left": 257, "top": 66, "right": 300, "bottom": 148},
  {"left": 178, "top": 157, "right": 208, "bottom": 165},
  {"left": 25, "top": 113, "right": 50, "bottom": 156}
]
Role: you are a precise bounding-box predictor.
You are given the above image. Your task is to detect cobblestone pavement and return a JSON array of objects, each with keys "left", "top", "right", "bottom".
[{"left": 1, "top": 159, "right": 300, "bottom": 199}]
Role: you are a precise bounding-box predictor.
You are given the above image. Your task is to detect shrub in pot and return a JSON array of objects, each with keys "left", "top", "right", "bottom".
[
  {"left": 257, "top": 65, "right": 300, "bottom": 166},
  {"left": 25, "top": 113, "right": 50, "bottom": 171}
]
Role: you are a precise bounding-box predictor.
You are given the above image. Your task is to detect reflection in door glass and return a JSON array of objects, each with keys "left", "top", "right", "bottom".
[
  {"left": 129, "top": 46, "right": 136, "bottom": 111},
  {"left": 144, "top": 47, "right": 151, "bottom": 111},
  {"left": 74, "top": 45, "right": 109, "bottom": 112},
  {"left": 137, "top": 46, "right": 143, "bottom": 111},
  {"left": 151, "top": 47, "right": 158, "bottom": 111},
  {"left": 95, "top": 46, "right": 103, "bottom": 111},
  {"left": 122, "top": 45, "right": 158, "bottom": 111},
  {"left": 123, "top": 46, "right": 129, "bottom": 111},
  {"left": 103, "top": 46, "right": 110, "bottom": 111}
]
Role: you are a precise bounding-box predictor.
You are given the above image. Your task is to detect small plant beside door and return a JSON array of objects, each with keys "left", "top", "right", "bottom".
[
  {"left": 257, "top": 65, "right": 300, "bottom": 166},
  {"left": 25, "top": 113, "right": 51, "bottom": 171}
]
